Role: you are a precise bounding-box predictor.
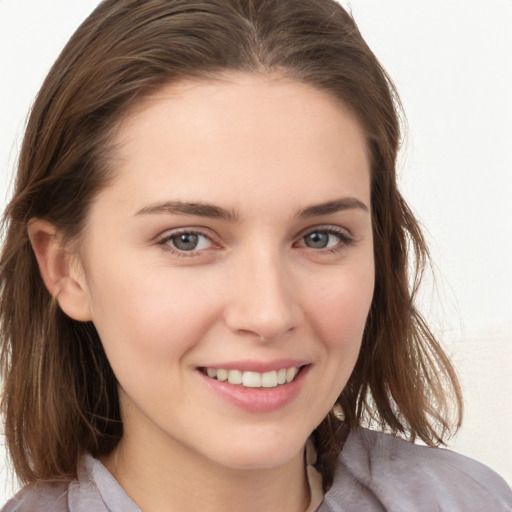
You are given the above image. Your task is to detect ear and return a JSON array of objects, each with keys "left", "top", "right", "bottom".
[{"left": 27, "top": 218, "right": 92, "bottom": 321}]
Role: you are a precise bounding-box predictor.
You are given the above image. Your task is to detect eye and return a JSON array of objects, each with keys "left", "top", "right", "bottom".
[
  {"left": 297, "top": 228, "right": 353, "bottom": 251},
  {"left": 302, "top": 231, "right": 337, "bottom": 249},
  {"left": 160, "top": 230, "right": 213, "bottom": 253}
]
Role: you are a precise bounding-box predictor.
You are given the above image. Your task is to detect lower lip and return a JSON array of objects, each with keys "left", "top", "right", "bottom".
[{"left": 198, "top": 366, "right": 310, "bottom": 413}]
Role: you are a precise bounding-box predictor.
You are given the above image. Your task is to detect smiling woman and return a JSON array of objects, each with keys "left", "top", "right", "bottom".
[
  {"left": 50, "top": 79, "right": 375, "bottom": 491},
  {"left": 0, "top": 1, "right": 511, "bottom": 512}
]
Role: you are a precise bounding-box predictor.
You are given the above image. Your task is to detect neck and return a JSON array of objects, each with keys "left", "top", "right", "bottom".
[{"left": 102, "top": 424, "right": 310, "bottom": 512}]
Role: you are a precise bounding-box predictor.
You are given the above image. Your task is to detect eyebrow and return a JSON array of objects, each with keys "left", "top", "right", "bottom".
[
  {"left": 136, "top": 201, "right": 239, "bottom": 221},
  {"left": 297, "top": 197, "right": 369, "bottom": 218},
  {"left": 135, "top": 197, "right": 369, "bottom": 221}
]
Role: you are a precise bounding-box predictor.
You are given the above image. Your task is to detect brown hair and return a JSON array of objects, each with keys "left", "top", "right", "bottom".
[{"left": 0, "top": 0, "right": 462, "bottom": 490}]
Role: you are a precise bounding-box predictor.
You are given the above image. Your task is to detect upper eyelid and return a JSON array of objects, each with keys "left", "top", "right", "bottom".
[
  {"left": 154, "top": 224, "right": 354, "bottom": 248},
  {"left": 155, "top": 228, "right": 218, "bottom": 257},
  {"left": 297, "top": 224, "right": 353, "bottom": 239},
  {"left": 156, "top": 226, "right": 216, "bottom": 242}
]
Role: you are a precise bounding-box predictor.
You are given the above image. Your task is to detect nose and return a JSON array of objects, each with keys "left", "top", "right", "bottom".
[{"left": 223, "top": 247, "right": 302, "bottom": 342}]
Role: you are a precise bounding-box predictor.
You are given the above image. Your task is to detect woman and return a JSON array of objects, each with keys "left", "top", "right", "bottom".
[{"left": 1, "top": 0, "right": 510, "bottom": 511}]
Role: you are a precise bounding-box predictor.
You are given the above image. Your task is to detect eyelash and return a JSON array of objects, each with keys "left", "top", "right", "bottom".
[
  {"left": 295, "top": 226, "right": 355, "bottom": 254},
  {"left": 157, "top": 228, "right": 216, "bottom": 258},
  {"left": 156, "top": 226, "right": 355, "bottom": 257}
]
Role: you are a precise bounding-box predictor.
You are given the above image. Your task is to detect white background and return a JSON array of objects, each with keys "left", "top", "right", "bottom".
[{"left": 1, "top": 0, "right": 511, "bottom": 502}]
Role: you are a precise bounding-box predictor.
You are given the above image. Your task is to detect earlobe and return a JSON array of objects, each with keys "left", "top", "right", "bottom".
[{"left": 27, "top": 219, "right": 93, "bottom": 322}]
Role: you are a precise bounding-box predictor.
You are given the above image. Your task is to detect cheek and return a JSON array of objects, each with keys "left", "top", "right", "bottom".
[
  {"left": 297, "top": 264, "right": 374, "bottom": 422},
  {"left": 87, "top": 266, "right": 221, "bottom": 368},
  {"left": 306, "top": 262, "right": 375, "bottom": 349}
]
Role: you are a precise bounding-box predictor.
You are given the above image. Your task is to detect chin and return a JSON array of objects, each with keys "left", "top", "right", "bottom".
[{"left": 204, "top": 429, "right": 308, "bottom": 471}]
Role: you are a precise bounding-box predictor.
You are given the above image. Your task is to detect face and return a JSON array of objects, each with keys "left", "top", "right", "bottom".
[{"left": 76, "top": 75, "right": 374, "bottom": 472}]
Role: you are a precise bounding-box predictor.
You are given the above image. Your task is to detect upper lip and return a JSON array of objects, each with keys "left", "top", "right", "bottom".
[{"left": 198, "top": 359, "right": 310, "bottom": 373}]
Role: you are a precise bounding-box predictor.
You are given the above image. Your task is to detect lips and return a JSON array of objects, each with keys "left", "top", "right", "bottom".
[
  {"left": 202, "top": 366, "right": 301, "bottom": 388},
  {"left": 198, "top": 363, "right": 310, "bottom": 412}
]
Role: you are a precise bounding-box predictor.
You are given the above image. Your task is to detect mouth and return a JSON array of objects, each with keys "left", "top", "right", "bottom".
[{"left": 199, "top": 365, "right": 305, "bottom": 389}]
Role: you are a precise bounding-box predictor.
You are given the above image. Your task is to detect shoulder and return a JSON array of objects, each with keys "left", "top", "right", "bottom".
[
  {"left": 323, "top": 428, "right": 512, "bottom": 512},
  {"left": 1, "top": 482, "right": 70, "bottom": 512},
  {"left": 0, "top": 455, "right": 118, "bottom": 512}
]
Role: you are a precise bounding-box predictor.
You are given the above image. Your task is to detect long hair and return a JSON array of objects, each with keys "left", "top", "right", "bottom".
[{"left": 0, "top": 0, "right": 462, "bottom": 490}]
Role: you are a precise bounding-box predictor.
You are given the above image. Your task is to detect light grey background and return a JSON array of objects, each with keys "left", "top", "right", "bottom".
[{"left": 1, "top": 0, "right": 511, "bottom": 502}]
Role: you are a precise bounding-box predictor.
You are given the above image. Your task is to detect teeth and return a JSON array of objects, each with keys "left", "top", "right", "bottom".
[
  {"left": 286, "top": 367, "right": 299, "bottom": 382},
  {"left": 227, "top": 369, "right": 243, "bottom": 385},
  {"left": 261, "top": 371, "right": 278, "bottom": 388},
  {"left": 204, "top": 366, "right": 301, "bottom": 388},
  {"left": 243, "top": 371, "right": 261, "bottom": 388}
]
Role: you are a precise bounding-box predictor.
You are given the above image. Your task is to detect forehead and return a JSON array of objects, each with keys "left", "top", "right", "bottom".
[{"left": 98, "top": 74, "right": 371, "bottom": 216}]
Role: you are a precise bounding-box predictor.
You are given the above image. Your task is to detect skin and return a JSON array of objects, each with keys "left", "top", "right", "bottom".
[{"left": 31, "top": 75, "right": 374, "bottom": 512}]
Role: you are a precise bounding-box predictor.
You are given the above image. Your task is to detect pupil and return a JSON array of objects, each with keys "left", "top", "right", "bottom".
[
  {"left": 173, "top": 233, "right": 198, "bottom": 250},
  {"left": 306, "top": 232, "right": 328, "bottom": 248}
]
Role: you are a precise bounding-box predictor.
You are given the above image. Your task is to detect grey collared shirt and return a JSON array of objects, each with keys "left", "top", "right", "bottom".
[{"left": 3, "top": 428, "right": 512, "bottom": 512}]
